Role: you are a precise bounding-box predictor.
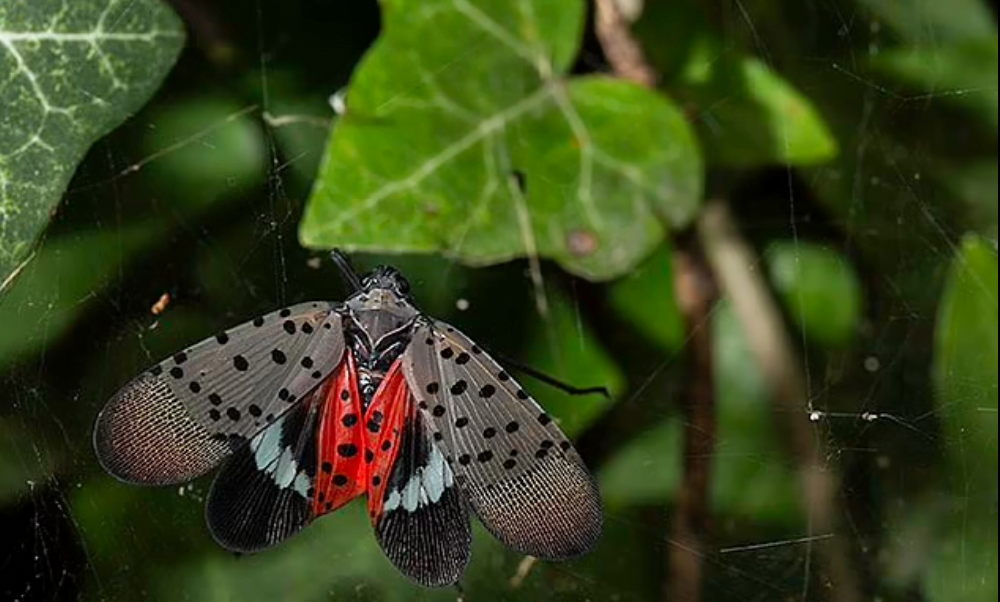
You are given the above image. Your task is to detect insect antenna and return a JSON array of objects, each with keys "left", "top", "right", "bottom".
[{"left": 330, "top": 248, "right": 363, "bottom": 292}]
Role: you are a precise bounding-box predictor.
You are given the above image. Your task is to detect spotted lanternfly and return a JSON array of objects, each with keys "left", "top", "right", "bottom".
[{"left": 93, "top": 251, "right": 604, "bottom": 587}]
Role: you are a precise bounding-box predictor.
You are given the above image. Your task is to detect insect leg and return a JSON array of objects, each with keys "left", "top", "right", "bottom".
[{"left": 494, "top": 353, "right": 611, "bottom": 398}]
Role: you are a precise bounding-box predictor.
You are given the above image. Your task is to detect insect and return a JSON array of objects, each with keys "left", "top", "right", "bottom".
[{"left": 93, "top": 251, "right": 604, "bottom": 587}]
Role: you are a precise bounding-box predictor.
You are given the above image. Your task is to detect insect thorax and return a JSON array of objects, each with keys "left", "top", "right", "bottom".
[{"left": 343, "top": 289, "right": 419, "bottom": 409}]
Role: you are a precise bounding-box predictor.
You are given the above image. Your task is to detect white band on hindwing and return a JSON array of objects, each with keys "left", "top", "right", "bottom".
[
  {"left": 383, "top": 443, "right": 455, "bottom": 514},
  {"left": 251, "top": 415, "right": 311, "bottom": 497}
]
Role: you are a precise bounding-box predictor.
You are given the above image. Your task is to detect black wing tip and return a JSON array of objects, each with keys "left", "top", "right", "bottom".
[
  {"left": 204, "top": 484, "right": 300, "bottom": 556},
  {"left": 376, "top": 488, "right": 473, "bottom": 588}
]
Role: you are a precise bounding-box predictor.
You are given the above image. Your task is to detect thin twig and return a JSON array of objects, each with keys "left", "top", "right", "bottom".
[
  {"left": 698, "top": 200, "right": 862, "bottom": 602},
  {"left": 0, "top": 250, "right": 35, "bottom": 296},
  {"left": 668, "top": 245, "right": 718, "bottom": 602},
  {"left": 262, "top": 112, "right": 332, "bottom": 129}
]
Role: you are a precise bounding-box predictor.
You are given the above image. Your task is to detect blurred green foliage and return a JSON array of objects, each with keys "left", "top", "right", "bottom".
[
  {"left": 0, "top": 1, "right": 996, "bottom": 602},
  {"left": 766, "top": 241, "right": 863, "bottom": 349}
]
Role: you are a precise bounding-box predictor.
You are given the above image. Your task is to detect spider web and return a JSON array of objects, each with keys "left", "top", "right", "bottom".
[{"left": 1, "top": 1, "right": 996, "bottom": 602}]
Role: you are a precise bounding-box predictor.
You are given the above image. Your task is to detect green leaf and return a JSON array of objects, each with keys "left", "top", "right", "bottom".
[
  {"left": 599, "top": 419, "right": 683, "bottom": 507},
  {"left": 521, "top": 283, "right": 625, "bottom": 436},
  {"left": 711, "top": 300, "right": 801, "bottom": 524},
  {"left": 682, "top": 53, "right": 840, "bottom": 167},
  {"left": 887, "top": 493, "right": 997, "bottom": 602},
  {"left": 927, "top": 512, "right": 998, "bottom": 602},
  {"left": 0, "top": 0, "right": 185, "bottom": 291},
  {"left": 935, "top": 235, "right": 998, "bottom": 477},
  {"left": 766, "top": 241, "right": 863, "bottom": 349},
  {"left": 926, "top": 235, "right": 998, "bottom": 602},
  {"left": 0, "top": 222, "right": 164, "bottom": 367},
  {"left": 855, "top": 0, "right": 996, "bottom": 44},
  {"left": 607, "top": 242, "right": 685, "bottom": 352},
  {"left": 301, "top": 0, "right": 702, "bottom": 281},
  {"left": 874, "top": 37, "right": 999, "bottom": 131}
]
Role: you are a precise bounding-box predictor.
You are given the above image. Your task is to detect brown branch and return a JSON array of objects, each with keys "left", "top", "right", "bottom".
[
  {"left": 698, "top": 200, "right": 862, "bottom": 602},
  {"left": 593, "top": 0, "right": 659, "bottom": 87},
  {"left": 668, "top": 245, "right": 718, "bottom": 602}
]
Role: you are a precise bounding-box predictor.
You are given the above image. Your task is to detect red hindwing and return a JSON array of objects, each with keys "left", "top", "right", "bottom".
[
  {"left": 362, "top": 360, "right": 410, "bottom": 521},
  {"left": 312, "top": 351, "right": 366, "bottom": 516},
  {"left": 312, "top": 353, "right": 410, "bottom": 519}
]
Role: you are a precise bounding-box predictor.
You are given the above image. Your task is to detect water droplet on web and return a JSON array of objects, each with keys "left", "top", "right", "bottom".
[
  {"left": 456, "top": 298, "right": 470, "bottom": 311},
  {"left": 864, "top": 356, "right": 881, "bottom": 372}
]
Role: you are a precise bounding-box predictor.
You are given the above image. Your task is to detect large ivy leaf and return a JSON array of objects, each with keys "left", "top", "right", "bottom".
[
  {"left": 301, "top": 0, "right": 702, "bottom": 281},
  {"left": 0, "top": 0, "right": 184, "bottom": 292}
]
